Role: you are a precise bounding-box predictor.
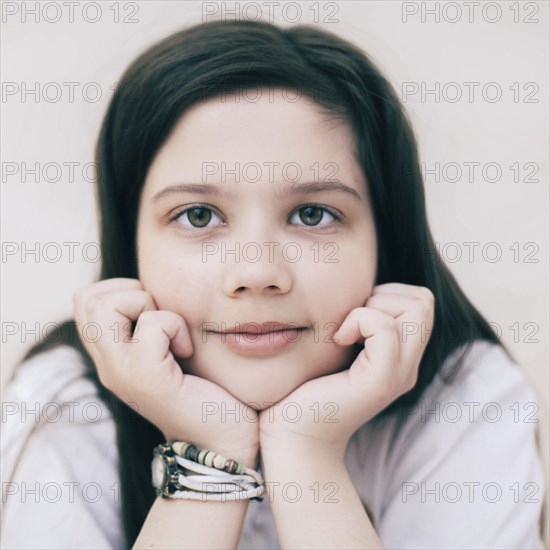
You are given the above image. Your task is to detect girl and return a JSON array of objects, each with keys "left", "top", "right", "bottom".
[{"left": 1, "top": 19, "right": 547, "bottom": 549}]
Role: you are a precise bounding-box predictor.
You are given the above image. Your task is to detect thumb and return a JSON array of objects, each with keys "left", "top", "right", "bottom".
[{"left": 132, "top": 310, "right": 193, "bottom": 367}]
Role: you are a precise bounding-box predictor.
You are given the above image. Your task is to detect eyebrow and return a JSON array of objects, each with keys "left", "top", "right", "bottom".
[{"left": 151, "top": 180, "right": 362, "bottom": 202}]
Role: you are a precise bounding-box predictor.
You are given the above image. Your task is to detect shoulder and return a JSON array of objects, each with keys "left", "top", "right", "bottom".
[
  {"left": 1, "top": 345, "right": 124, "bottom": 549},
  {"left": 3, "top": 344, "right": 99, "bottom": 408},
  {"left": 2, "top": 345, "right": 114, "bottom": 451},
  {"left": 437, "top": 338, "right": 537, "bottom": 400},
  {"left": 349, "top": 340, "right": 538, "bottom": 462},
  {"left": 426, "top": 339, "right": 539, "bottom": 423},
  {"left": 2, "top": 344, "right": 117, "bottom": 478},
  {"left": 383, "top": 339, "right": 543, "bottom": 475},
  {"left": 349, "top": 339, "right": 547, "bottom": 548}
]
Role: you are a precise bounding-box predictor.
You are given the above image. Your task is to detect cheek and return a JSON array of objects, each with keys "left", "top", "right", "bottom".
[
  {"left": 137, "top": 237, "right": 215, "bottom": 316},
  {"left": 301, "top": 245, "right": 375, "bottom": 320}
]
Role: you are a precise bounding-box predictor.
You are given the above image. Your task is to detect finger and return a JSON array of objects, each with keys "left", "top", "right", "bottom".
[
  {"left": 307, "top": 310, "right": 400, "bottom": 428},
  {"left": 131, "top": 310, "right": 193, "bottom": 369},
  {"left": 330, "top": 308, "right": 402, "bottom": 420},
  {"left": 365, "top": 293, "right": 408, "bottom": 318},
  {"left": 371, "top": 283, "right": 434, "bottom": 302},
  {"left": 73, "top": 277, "right": 144, "bottom": 306},
  {"left": 333, "top": 307, "right": 400, "bottom": 368},
  {"left": 366, "top": 292, "right": 433, "bottom": 322},
  {"left": 73, "top": 278, "right": 146, "bottom": 333},
  {"left": 366, "top": 293, "right": 434, "bottom": 325},
  {"left": 348, "top": 322, "right": 400, "bottom": 409},
  {"left": 367, "top": 293, "right": 434, "bottom": 369},
  {"left": 76, "top": 289, "right": 157, "bottom": 367}
]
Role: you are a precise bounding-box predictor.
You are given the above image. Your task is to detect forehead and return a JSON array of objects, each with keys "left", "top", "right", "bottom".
[{"left": 143, "top": 89, "right": 363, "bottom": 194}]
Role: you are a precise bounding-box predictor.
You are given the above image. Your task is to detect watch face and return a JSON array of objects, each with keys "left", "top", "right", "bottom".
[{"left": 152, "top": 454, "right": 165, "bottom": 489}]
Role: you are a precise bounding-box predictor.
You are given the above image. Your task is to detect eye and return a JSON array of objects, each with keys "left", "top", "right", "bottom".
[
  {"left": 289, "top": 205, "right": 339, "bottom": 227},
  {"left": 171, "top": 205, "right": 224, "bottom": 231}
]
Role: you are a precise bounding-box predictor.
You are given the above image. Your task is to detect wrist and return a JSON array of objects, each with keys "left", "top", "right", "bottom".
[
  {"left": 216, "top": 445, "right": 260, "bottom": 471},
  {"left": 152, "top": 441, "right": 263, "bottom": 502},
  {"left": 158, "top": 437, "right": 260, "bottom": 472},
  {"left": 261, "top": 439, "right": 345, "bottom": 468},
  {"left": 160, "top": 433, "right": 260, "bottom": 469},
  {"left": 260, "top": 446, "right": 349, "bottom": 504}
]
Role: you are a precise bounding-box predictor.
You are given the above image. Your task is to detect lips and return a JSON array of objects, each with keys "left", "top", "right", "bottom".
[
  {"left": 208, "top": 323, "right": 308, "bottom": 356},
  {"left": 211, "top": 321, "right": 307, "bottom": 335}
]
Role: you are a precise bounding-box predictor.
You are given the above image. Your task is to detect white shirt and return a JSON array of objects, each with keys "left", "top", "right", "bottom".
[{"left": 1, "top": 341, "right": 547, "bottom": 549}]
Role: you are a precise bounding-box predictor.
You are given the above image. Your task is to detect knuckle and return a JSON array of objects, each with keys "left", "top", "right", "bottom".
[
  {"left": 72, "top": 285, "right": 88, "bottom": 305},
  {"left": 85, "top": 294, "right": 103, "bottom": 315},
  {"left": 98, "top": 372, "right": 118, "bottom": 395},
  {"left": 137, "top": 309, "right": 157, "bottom": 323},
  {"left": 405, "top": 371, "right": 419, "bottom": 391},
  {"left": 419, "top": 287, "right": 435, "bottom": 304},
  {"left": 381, "top": 317, "right": 397, "bottom": 331},
  {"left": 348, "top": 307, "right": 364, "bottom": 318},
  {"left": 144, "top": 291, "right": 157, "bottom": 306},
  {"left": 96, "top": 369, "right": 110, "bottom": 388},
  {"left": 72, "top": 290, "right": 80, "bottom": 305},
  {"left": 379, "top": 380, "right": 395, "bottom": 402},
  {"left": 365, "top": 295, "right": 377, "bottom": 307},
  {"left": 145, "top": 296, "right": 159, "bottom": 312}
]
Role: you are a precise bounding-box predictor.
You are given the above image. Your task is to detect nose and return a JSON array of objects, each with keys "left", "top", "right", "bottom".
[{"left": 221, "top": 239, "right": 293, "bottom": 297}]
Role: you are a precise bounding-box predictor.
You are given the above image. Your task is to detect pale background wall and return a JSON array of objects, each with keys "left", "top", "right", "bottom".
[{"left": 2, "top": 0, "right": 548, "bottom": 537}]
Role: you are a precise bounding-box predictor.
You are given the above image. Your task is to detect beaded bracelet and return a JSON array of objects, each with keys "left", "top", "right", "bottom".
[
  {"left": 176, "top": 473, "right": 254, "bottom": 492},
  {"left": 165, "top": 484, "right": 265, "bottom": 502},
  {"left": 153, "top": 440, "right": 265, "bottom": 502},
  {"left": 169, "top": 441, "right": 264, "bottom": 486},
  {"left": 174, "top": 455, "right": 264, "bottom": 494}
]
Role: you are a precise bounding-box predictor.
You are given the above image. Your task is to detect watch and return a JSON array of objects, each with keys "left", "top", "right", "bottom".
[{"left": 151, "top": 442, "right": 182, "bottom": 497}]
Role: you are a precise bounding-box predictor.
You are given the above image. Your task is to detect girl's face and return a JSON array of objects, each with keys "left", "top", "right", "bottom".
[{"left": 136, "top": 89, "right": 377, "bottom": 408}]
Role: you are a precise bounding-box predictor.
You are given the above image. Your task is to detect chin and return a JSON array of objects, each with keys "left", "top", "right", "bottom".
[{"left": 224, "top": 382, "right": 302, "bottom": 411}]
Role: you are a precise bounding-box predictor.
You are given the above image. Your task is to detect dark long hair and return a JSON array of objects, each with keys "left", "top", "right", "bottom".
[{"left": 18, "top": 19, "right": 512, "bottom": 548}]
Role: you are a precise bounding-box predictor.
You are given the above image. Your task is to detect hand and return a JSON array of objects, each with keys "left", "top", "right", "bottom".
[
  {"left": 258, "top": 283, "right": 435, "bottom": 460},
  {"left": 73, "top": 278, "right": 259, "bottom": 464}
]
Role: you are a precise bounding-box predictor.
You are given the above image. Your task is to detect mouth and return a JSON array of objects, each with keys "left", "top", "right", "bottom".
[
  {"left": 208, "top": 321, "right": 310, "bottom": 336},
  {"left": 203, "top": 322, "right": 310, "bottom": 356}
]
